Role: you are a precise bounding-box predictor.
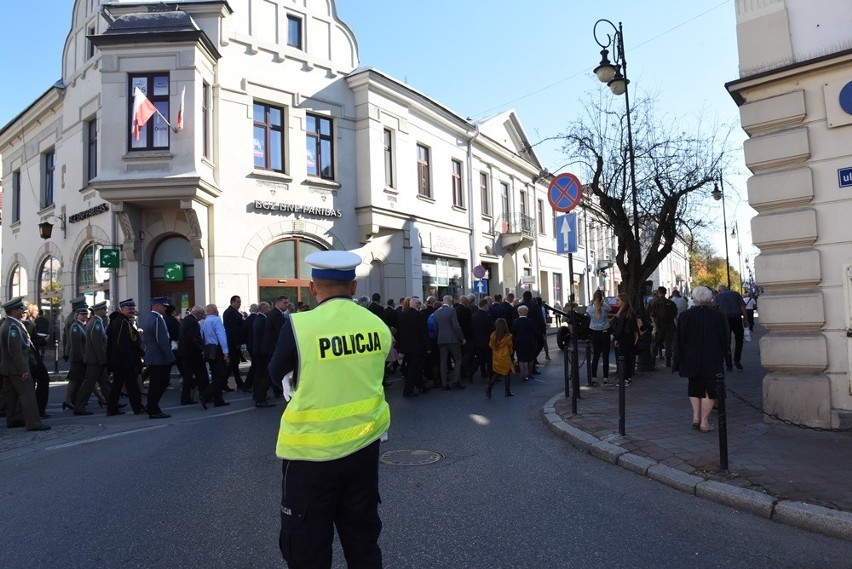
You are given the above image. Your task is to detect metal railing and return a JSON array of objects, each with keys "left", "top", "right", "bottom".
[{"left": 498, "top": 213, "right": 536, "bottom": 237}]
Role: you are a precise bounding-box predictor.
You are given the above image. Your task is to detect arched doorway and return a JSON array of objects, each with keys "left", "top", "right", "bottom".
[
  {"left": 258, "top": 238, "right": 324, "bottom": 309},
  {"left": 150, "top": 235, "right": 194, "bottom": 314},
  {"left": 77, "top": 243, "right": 109, "bottom": 308}
]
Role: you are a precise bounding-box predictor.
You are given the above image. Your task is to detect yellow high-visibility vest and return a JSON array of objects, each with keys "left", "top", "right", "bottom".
[{"left": 276, "top": 298, "right": 391, "bottom": 461}]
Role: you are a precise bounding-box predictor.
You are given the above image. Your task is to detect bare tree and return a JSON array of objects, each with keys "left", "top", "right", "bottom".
[{"left": 557, "top": 92, "right": 731, "bottom": 308}]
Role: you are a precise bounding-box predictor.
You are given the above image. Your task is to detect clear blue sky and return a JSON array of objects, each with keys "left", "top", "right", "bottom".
[{"left": 0, "top": 0, "right": 752, "bottom": 269}]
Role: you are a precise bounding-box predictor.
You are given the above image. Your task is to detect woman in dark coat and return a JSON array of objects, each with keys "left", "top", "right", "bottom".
[
  {"left": 511, "top": 305, "right": 538, "bottom": 382},
  {"left": 672, "top": 286, "right": 729, "bottom": 433}
]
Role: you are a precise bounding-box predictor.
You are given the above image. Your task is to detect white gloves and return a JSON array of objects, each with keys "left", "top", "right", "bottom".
[{"left": 281, "top": 371, "right": 294, "bottom": 401}]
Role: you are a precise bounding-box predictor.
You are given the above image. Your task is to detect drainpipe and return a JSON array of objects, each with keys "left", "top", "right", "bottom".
[
  {"left": 110, "top": 211, "right": 118, "bottom": 304},
  {"left": 466, "top": 123, "right": 481, "bottom": 293}
]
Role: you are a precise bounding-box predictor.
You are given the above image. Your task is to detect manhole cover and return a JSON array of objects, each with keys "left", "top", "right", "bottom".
[{"left": 380, "top": 449, "right": 443, "bottom": 466}]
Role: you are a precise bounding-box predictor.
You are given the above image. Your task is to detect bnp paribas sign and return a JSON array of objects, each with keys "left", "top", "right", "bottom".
[{"left": 251, "top": 201, "right": 342, "bottom": 218}]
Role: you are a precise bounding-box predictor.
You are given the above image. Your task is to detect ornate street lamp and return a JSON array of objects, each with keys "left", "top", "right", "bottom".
[
  {"left": 712, "top": 174, "right": 731, "bottom": 288},
  {"left": 593, "top": 20, "right": 639, "bottom": 252}
]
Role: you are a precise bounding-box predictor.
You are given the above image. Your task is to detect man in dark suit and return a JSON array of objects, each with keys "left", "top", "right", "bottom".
[
  {"left": 262, "top": 296, "right": 290, "bottom": 397},
  {"left": 454, "top": 296, "right": 473, "bottom": 380},
  {"left": 251, "top": 302, "right": 276, "bottom": 408},
  {"left": 382, "top": 299, "right": 399, "bottom": 331},
  {"left": 223, "top": 295, "right": 245, "bottom": 391},
  {"left": 515, "top": 290, "right": 545, "bottom": 370},
  {"left": 243, "top": 303, "right": 259, "bottom": 392},
  {"left": 368, "top": 293, "right": 384, "bottom": 320},
  {"left": 179, "top": 305, "right": 209, "bottom": 407},
  {"left": 470, "top": 298, "right": 495, "bottom": 381},
  {"left": 434, "top": 295, "right": 466, "bottom": 389},
  {"left": 397, "top": 297, "right": 430, "bottom": 397}
]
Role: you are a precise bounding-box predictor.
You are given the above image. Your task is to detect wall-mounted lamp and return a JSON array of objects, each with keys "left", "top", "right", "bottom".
[
  {"left": 38, "top": 213, "right": 66, "bottom": 240},
  {"left": 138, "top": 230, "right": 145, "bottom": 241}
]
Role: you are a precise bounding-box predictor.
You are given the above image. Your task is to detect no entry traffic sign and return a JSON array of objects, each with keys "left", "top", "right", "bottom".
[{"left": 547, "top": 172, "right": 583, "bottom": 213}]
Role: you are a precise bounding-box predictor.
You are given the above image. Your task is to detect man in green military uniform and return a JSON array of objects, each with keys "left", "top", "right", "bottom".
[
  {"left": 63, "top": 305, "right": 88, "bottom": 411},
  {"left": 268, "top": 250, "right": 390, "bottom": 569},
  {"left": 0, "top": 297, "right": 50, "bottom": 431},
  {"left": 62, "top": 295, "right": 88, "bottom": 409},
  {"left": 74, "top": 301, "right": 111, "bottom": 415}
]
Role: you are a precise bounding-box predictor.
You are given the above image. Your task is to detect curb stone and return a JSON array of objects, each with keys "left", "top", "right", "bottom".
[
  {"left": 696, "top": 480, "right": 776, "bottom": 518},
  {"left": 541, "top": 396, "right": 852, "bottom": 542},
  {"left": 773, "top": 501, "right": 852, "bottom": 542}
]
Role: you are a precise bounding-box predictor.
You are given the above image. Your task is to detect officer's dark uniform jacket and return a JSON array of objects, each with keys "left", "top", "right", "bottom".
[
  {"left": 0, "top": 317, "right": 31, "bottom": 376},
  {"left": 270, "top": 297, "right": 391, "bottom": 461},
  {"left": 84, "top": 315, "right": 108, "bottom": 366}
]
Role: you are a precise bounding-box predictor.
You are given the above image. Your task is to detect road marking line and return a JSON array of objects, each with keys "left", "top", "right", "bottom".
[{"left": 44, "top": 407, "right": 258, "bottom": 450}]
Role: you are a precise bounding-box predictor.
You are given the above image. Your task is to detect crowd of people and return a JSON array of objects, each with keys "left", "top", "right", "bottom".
[
  {"left": 0, "top": 293, "right": 307, "bottom": 429},
  {"left": 0, "top": 280, "right": 756, "bottom": 433}
]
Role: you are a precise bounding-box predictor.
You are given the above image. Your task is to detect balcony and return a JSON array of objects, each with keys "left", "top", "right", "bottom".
[{"left": 498, "top": 213, "right": 536, "bottom": 253}]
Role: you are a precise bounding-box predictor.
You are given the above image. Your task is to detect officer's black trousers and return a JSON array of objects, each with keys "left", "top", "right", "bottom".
[
  {"left": 146, "top": 364, "right": 172, "bottom": 415},
  {"left": 252, "top": 354, "right": 271, "bottom": 403},
  {"left": 279, "top": 439, "right": 382, "bottom": 569},
  {"left": 109, "top": 367, "right": 144, "bottom": 413}
]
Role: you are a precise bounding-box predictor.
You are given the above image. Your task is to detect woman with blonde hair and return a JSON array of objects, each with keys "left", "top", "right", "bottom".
[
  {"left": 23, "top": 303, "right": 52, "bottom": 417},
  {"left": 487, "top": 318, "right": 515, "bottom": 398},
  {"left": 612, "top": 294, "right": 642, "bottom": 385}
]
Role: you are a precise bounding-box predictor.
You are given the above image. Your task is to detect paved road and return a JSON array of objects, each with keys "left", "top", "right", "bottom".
[{"left": 3, "top": 355, "right": 852, "bottom": 568}]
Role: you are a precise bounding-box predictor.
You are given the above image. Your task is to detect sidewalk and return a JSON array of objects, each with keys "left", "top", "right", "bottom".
[{"left": 543, "top": 321, "right": 852, "bottom": 541}]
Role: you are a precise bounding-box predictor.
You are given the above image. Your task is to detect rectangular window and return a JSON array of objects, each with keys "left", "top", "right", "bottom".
[
  {"left": 520, "top": 190, "right": 527, "bottom": 216},
  {"left": 42, "top": 150, "right": 56, "bottom": 209},
  {"left": 86, "top": 119, "right": 97, "bottom": 182},
  {"left": 87, "top": 24, "right": 96, "bottom": 59},
  {"left": 253, "top": 102, "right": 285, "bottom": 172},
  {"left": 500, "top": 182, "right": 509, "bottom": 217},
  {"left": 480, "top": 172, "right": 490, "bottom": 216},
  {"left": 451, "top": 159, "right": 464, "bottom": 207},
  {"left": 287, "top": 15, "right": 303, "bottom": 49},
  {"left": 537, "top": 199, "right": 545, "bottom": 234},
  {"left": 129, "top": 74, "right": 170, "bottom": 150},
  {"left": 383, "top": 128, "right": 394, "bottom": 188},
  {"left": 202, "top": 82, "right": 211, "bottom": 160},
  {"left": 553, "top": 273, "right": 563, "bottom": 304},
  {"left": 12, "top": 170, "right": 21, "bottom": 223},
  {"left": 306, "top": 113, "right": 334, "bottom": 180},
  {"left": 417, "top": 144, "right": 431, "bottom": 198}
]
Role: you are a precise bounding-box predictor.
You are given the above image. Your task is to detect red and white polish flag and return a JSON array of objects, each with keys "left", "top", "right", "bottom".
[
  {"left": 131, "top": 87, "right": 157, "bottom": 141},
  {"left": 176, "top": 86, "right": 186, "bottom": 131}
]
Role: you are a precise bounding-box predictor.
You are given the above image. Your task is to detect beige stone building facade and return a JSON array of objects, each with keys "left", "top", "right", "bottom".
[{"left": 727, "top": 0, "right": 852, "bottom": 426}]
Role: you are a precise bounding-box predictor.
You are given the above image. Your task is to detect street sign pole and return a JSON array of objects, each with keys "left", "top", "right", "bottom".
[{"left": 568, "top": 253, "right": 580, "bottom": 413}]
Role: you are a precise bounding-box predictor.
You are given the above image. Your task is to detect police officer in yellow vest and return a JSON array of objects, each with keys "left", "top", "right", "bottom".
[{"left": 268, "top": 250, "right": 391, "bottom": 569}]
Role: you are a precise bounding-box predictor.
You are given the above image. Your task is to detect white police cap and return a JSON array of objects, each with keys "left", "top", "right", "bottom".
[{"left": 305, "top": 250, "right": 362, "bottom": 281}]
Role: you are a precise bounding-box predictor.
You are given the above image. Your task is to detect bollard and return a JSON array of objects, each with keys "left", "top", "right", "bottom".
[
  {"left": 585, "top": 338, "right": 592, "bottom": 386},
  {"left": 618, "top": 353, "right": 626, "bottom": 436},
  {"left": 563, "top": 331, "right": 571, "bottom": 402},
  {"left": 715, "top": 372, "right": 728, "bottom": 471},
  {"left": 54, "top": 339, "right": 59, "bottom": 375}
]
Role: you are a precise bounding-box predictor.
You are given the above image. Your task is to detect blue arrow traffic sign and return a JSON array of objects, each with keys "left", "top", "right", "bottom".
[
  {"left": 547, "top": 172, "right": 583, "bottom": 213},
  {"left": 556, "top": 213, "right": 577, "bottom": 255}
]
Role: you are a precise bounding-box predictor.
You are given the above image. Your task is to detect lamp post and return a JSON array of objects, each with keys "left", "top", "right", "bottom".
[
  {"left": 593, "top": 20, "right": 640, "bottom": 271},
  {"left": 594, "top": 20, "right": 640, "bottom": 437},
  {"left": 712, "top": 173, "right": 731, "bottom": 289},
  {"left": 731, "top": 222, "right": 744, "bottom": 291}
]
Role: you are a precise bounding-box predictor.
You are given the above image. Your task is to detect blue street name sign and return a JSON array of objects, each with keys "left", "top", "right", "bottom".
[
  {"left": 838, "top": 167, "right": 852, "bottom": 188},
  {"left": 556, "top": 213, "right": 577, "bottom": 255}
]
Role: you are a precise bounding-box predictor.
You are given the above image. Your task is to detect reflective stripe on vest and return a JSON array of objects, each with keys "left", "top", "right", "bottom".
[{"left": 276, "top": 298, "right": 391, "bottom": 461}]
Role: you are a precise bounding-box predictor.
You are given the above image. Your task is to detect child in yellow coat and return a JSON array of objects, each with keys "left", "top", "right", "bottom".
[{"left": 488, "top": 318, "right": 515, "bottom": 398}]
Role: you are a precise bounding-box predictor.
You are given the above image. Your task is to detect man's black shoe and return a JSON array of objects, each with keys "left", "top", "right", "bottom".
[
  {"left": 734, "top": 361, "right": 743, "bottom": 370},
  {"left": 214, "top": 401, "right": 231, "bottom": 407},
  {"left": 149, "top": 412, "right": 171, "bottom": 419},
  {"left": 27, "top": 424, "right": 52, "bottom": 431},
  {"left": 106, "top": 409, "right": 126, "bottom": 416},
  {"left": 180, "top": 400, "right": 198, "bottom": 405},
  {"left": 255, "top": 401, "right": 275, "bottom": 408}
]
